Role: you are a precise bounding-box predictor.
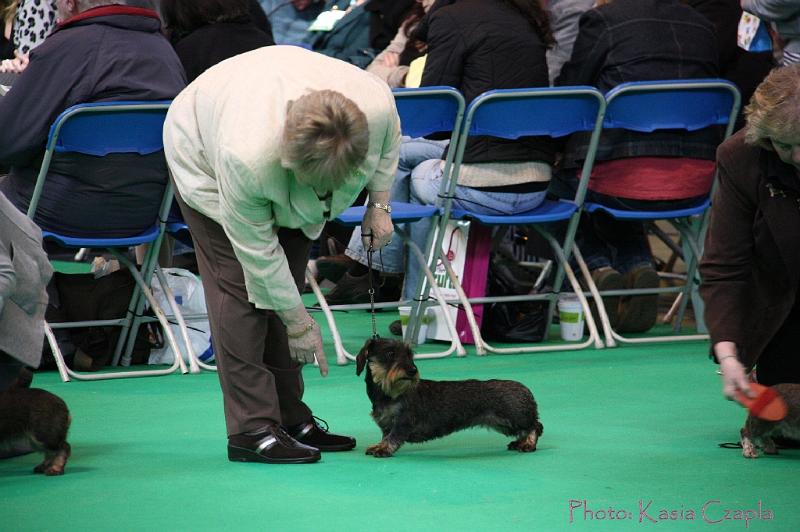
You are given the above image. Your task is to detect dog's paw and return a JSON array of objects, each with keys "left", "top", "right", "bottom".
[
  {"left": 365, "top": 443, "right": 394, "bottom": 458},
  {"left": 741, "top": 437, "right": 759, "bottom": 459},
  {"left": 762, "top": 438, "right": 778, "bottom": 455},
  {"left": 509, "top": 433, "right": 538, "bottom": 452}
]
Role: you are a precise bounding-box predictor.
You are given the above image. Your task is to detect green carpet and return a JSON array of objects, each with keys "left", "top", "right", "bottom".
[{"left": 2, "top": 304, "right": 798, "bottom": 530}]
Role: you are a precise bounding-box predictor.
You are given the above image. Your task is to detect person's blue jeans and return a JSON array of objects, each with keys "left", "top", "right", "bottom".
[
  {"left": 403, "top": 160, "right": 548, "bottom": 300},
  {"left": 345, "top": 137, "right": 449, "bottom": 274}
]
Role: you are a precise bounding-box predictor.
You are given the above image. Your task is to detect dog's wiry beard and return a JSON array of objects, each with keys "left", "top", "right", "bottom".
[{"left": 369, "top": 361, "right": 418, "bottom": 399}]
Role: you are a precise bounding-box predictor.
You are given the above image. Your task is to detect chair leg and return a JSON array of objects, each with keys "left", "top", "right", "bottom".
[
  {"left": 439, "top": 233, "right": 603, "bottom": 355},
  {"left": 44, "top": 322, "right": 70, "bottom": 383},
  {"left": 112, "top": 278, "right": 143, "bottom": 367},
  {"left": 398, "top": 227, "right": 466, "bottom": 359},
  {"left": 305, "top": 268, "right": 350, "bottom": 366},
  {"left": 53, "top": 251, "right": 188, "bottom": 380},
  {"left": 439, "top": 252, "right": 487, "bottom": 356},
  {"left": 153, "top": 267, "right": 204, "bottom": 373},
  {"left": 571, "top": 244, "right": 617, "bottom": 348}
]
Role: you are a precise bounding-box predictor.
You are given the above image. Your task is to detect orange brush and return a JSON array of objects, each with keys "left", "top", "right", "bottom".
[{"left": 735, "top": 383, "right": 788, "bottom": 421}]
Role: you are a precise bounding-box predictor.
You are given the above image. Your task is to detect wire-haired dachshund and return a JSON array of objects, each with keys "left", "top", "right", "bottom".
[{"left": 356, "top": 338, "right": 543, "bottom": 457}]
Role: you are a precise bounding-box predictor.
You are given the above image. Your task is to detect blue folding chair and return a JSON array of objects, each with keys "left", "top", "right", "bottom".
[
  {"left": 412, "top": 86, "right": 608, "bottom": 355},
  {"left": 27, "top": 101, "right": 191, "bottom": 381},
  {"left": 305, "top": 86, "right": 468, "bottom": 364},
  {"left": 579, "top": 79, "right": 741, "bottom": 346}
]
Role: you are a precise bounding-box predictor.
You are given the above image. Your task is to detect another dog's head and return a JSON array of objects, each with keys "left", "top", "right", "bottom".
[{"left": 356, "top": 338, "right": 419, "bottom": 398}]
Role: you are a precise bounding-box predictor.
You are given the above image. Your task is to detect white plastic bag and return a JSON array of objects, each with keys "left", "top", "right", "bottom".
[{"left": 148, "top": 268, "right": 214, "bottom": 365}]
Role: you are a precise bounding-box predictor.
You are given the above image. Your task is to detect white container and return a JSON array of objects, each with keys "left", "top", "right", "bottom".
[
  {"left": 557, "top": 295, "right": 585, "bottom": 341},
  {"left": 398, "top": 306, "right": 434, "bottom": 344}
]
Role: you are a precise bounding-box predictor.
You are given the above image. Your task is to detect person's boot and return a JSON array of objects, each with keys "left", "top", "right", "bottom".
[
  {"left": 617, "top": 265, "right": 660, "bottom": 333},
  {"left": 325, "top": 270, "right": 375, "bottom": 305},
  {"left": 315, "top": 254, "right": 356, "bottom": 284},
  {"left": 588, "top": 266, "right": 624, "bottom": 330}
]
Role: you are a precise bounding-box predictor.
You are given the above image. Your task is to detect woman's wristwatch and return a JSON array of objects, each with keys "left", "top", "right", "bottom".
[{"left": 368, "top": 202, "right": 392, "bottom": 214}]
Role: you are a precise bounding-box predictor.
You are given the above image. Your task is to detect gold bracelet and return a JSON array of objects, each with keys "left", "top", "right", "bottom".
[
  {"left": 368, "top": 202, "right": 392, "bottom": 214},
  {"left": 286, "top": 321, "right": 314, "bottom": 339}
]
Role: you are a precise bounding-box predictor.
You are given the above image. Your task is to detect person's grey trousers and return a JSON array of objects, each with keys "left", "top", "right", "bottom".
[{"left": 175, "top": 192, "right": 313, "bottom": 436}]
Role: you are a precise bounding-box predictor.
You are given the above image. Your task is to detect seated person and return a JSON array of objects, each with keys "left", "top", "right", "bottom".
[
  {"left": 553, "top": 0, "right": 721, "bottom": 333},
  {"left": 2, "top": 0, "right": 16, "bottom": 61},
  {"left": 160, "top": 0, "right": 275, "bottom": 83},
  {"left": 366, "top": 0, "right": 432, "bottom": 88},
  {"left": 742, "top": 0, "right": 800, "bottom": 66},
  {"left": 546, "top": 0, "right": 593, "bottom": 84},
  {"left": 1, "top": 0, "right": 59, "bottom": 74},
  {"left": 306, "top": 0, "right": 414, "bottom": 68},
  {"left": 258, "top": 0, "right": 324, "bottom": 45},
  {"left": 0, "top": 0, "right": 185, "bottom": 237},
  {"left": 323, "top": 0, "right": 556, "bottom": 308}
]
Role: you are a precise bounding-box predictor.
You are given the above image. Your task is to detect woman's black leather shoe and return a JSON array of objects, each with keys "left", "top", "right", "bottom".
[
  {"left": 228, "top": 425, "right": 321, "bottom": 464},
  {"left": 288, "top": 417, "right": 356, "bottom": 452}
]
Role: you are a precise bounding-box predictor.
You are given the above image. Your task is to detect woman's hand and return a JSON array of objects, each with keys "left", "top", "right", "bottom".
[
  {"left": 0, "top": 51, "right": 29, "bottom": 74},
  {"left": 361, "top": 190, "right": 393, "bottom": 250},
  {"left": 279, "top": 304, "right": 329, "bottom": 376},
  {"left": 361, "top": 206, "right": 393, "bottom": 250},
  {"left": 714, "top": 342, "right": 753, "bottom": 401}
]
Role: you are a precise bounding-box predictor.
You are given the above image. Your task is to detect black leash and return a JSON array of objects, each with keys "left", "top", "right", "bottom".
[{"left": 365, "top": 234, "right": 379, "bottom": 339}]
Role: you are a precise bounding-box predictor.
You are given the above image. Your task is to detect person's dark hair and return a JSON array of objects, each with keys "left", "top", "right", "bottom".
[
  {"left": 499, "top": 0, "right": 554, "bottom": 47},
  {"left": 159, "top": 0, "right": 250, "bottom": 40},
  {"left": 400, "top": 1, "right": 426, "bottom": 36}
]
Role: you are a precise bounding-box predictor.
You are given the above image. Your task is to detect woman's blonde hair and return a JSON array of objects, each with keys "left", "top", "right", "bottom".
[
  {"left": 744, "top": 64, "right": 800, "bottom": 149},
  {"left": 281, "top": 90, "right": 370, "bottom": 190},
  {"left": 2, "top": 0, "right": 18, "bottom": 25}
]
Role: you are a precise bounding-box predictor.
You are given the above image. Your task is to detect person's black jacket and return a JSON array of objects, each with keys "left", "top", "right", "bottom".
[
  {"left": 0, "top": 6, "right": 186, "bottom": 237},
  {"left": 556, "top": 0, "right": 721, "bottom": 166},
  {"left": 420, "top": 0, "right": 556, "bottom": 165},
  {"left": 172, "top": 17, "right": 275, "bottom": 83}
]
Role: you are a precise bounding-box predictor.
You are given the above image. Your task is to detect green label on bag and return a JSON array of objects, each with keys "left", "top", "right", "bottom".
[{"left": 560, "top": 310, "right": 582, "bottom": 324}]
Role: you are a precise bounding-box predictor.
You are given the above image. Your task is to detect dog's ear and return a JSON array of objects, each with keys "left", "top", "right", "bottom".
[{"left": 356, "top": 340, "right": 371, "bottom": 376}]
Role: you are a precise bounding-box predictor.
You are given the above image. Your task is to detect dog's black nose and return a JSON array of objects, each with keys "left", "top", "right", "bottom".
[{"left": 407, "top": 366, "right": 418, "bottom": 376}]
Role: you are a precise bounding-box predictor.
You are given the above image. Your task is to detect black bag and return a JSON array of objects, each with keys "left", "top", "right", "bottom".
[
  {"left": 480, "top": 257, "right": 548, "bottom": 343},
  {"left": 42, "top": 269, "right": 163, "bottom": 371}
]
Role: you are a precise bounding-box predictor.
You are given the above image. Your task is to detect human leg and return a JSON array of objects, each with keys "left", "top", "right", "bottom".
[
  {"left": 176, "top": 195, "right": 321, "bottom": 462},
  {"left": 583, "top": 195, "right": 658, "bottom": 333},
  {"left": 406, "top": 161, "right": 548, "bottom": 300},
  {"left": 269, "top": 228, "right": 356, "bottom": 451},
  {"left": 176, "top": 197, "right": 286, "bottom": 434},
  {"left": 756, "top": 300, "right": 800, "bottom": 386}
]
